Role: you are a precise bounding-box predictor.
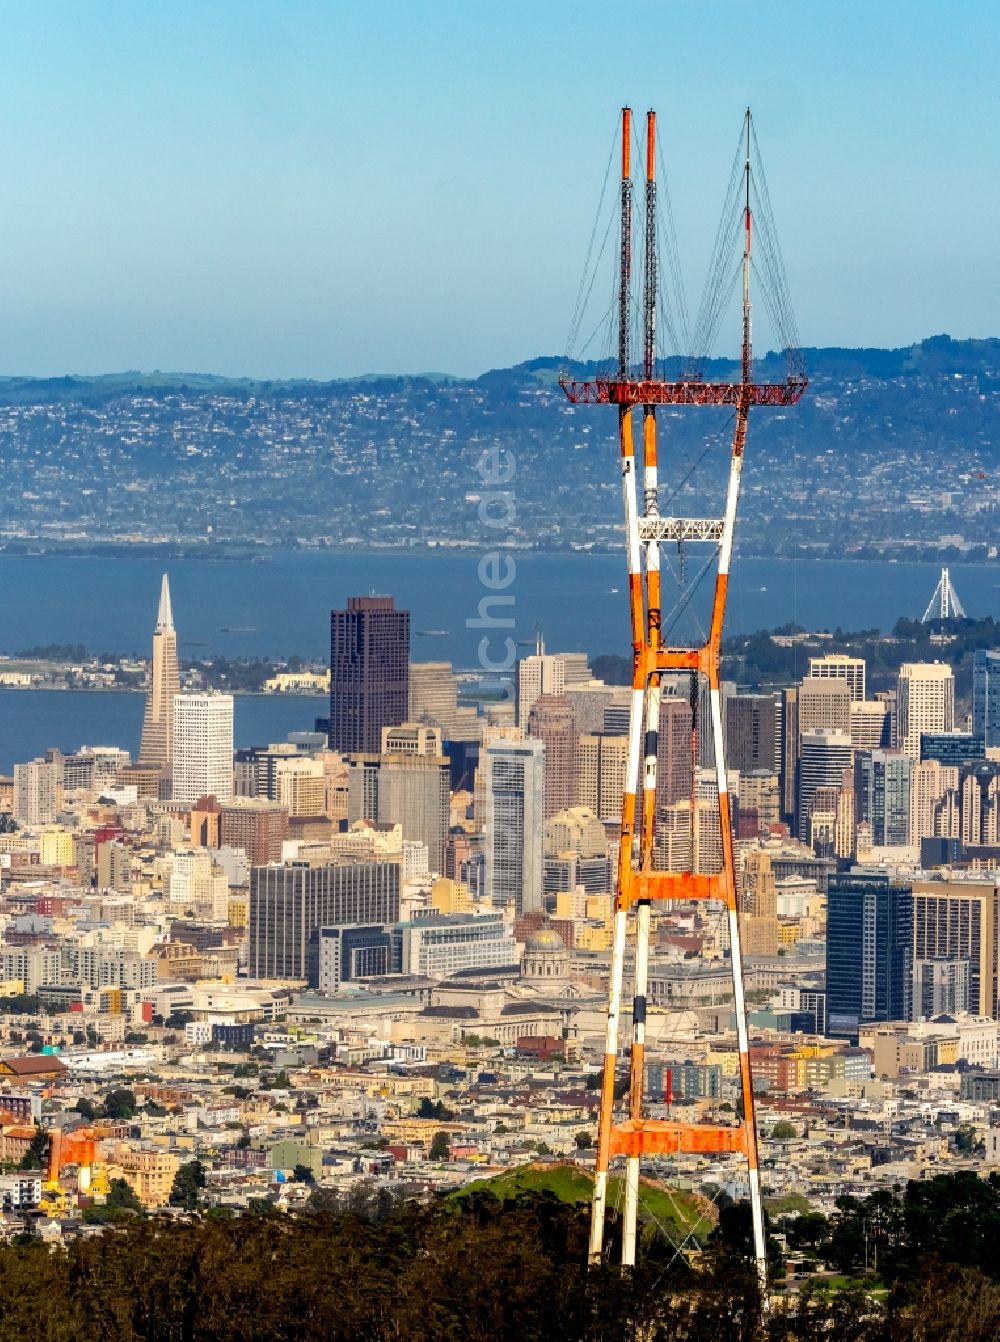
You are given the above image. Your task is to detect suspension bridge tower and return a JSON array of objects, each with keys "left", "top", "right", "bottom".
[{"left": 561, "top": 107, "right": 807, "bottom": 1295}]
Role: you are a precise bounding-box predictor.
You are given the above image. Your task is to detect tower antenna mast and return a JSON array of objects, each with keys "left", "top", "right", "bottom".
[{"left": 562, "top": 106, "right": 806, "bottom": 1302}]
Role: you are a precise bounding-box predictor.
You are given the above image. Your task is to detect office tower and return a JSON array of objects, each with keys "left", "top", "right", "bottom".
[
  {"left": 913, "top": 958, "right": 970, "bottom": 1019},
  {"left": 138, "top": 574, "right": 181, "bottom": 770},
  {"left": 798, "top": 676, "right": 851, "bottom": 737},
  {"left": 13, "top": 757, "right": 61, "bottom": 825},
  {"left": 219, "top": 797, "right": 289, "bottom": 865},
  {"left": 855, "top": 749, "right": 912, "bottom": 847},
  {"left": 381, "top": 723, "right": 442, "bottom": 756},
  {"left": 909, "top": 761, "right": 959, "bottom": 845},
  {"left": 409, "top": 662, "right": 461, "bottom": 740},
  {"left": 850, "top": 700, "right": 890, "bottom": 752},
  {"left": 273, "top": 758, "right": 327, "bottom": 817},
  {"left": 483, "top": 738, "right": 545, "bottom": 913},
  {"left": 874, "top": 690, "right": 898, "bottom": 748},
  {"left": 738, "top": 849, "right": 778, "bottom": 955},
  {"left": 973, "top": 650, "right": 1000, "bottom": 749},
  {"left": 248, "top": 859, "right": 400, "bottom": 979},
  {"left": 657, "top": 696, "right": 694, "bottom": 808},
  {"left": 690, "top": 769, "right": 738, "bottom": 874},
  {"left": 346, "top": 725, "right": 451, "bottom": 873},
  {"left": 807, "top": 654, "right": 866, "bottom": 703},
  {"left": 172, "top": 693, "right": 234, "bottom": 803},
  {"left": 697, "top": 678, "right": 735, "bottom": 769},
  {"left": 798, "top": 729, "right": 852, "bottom": 838},
  {"left": 897, "top": 662, "right": 955, "bottom": 760},
  {"left": 329, "top": 595, "right": 409, "bottom": 754},
  {"left": 517, "top": 632, "right": 566, "bottom": 728},
  {"left": 576, "top": 733, "right": 628, "bottom": 823},
  {"left": 557, "top": 652, "right": 592, "bottom": 686},
  {"left": 565, "top": 682, "right": 618, "bottom": 735},
  {"left": 835, "top": 768, "right": 856, "bottom": 859},
  {"left": 920, "top": 733, "right": 986, "bottom": 767},
  {"left": 739, "top": 771, "right": 780, "bottom": 833},
  {"left": 527, "top": 694, "right": 578, "bottom": 818},
  {"left": 725, "top": 694, "right": 777, "bottom": 776},
  {"left": 912, "top": 879, "right": 999, "bottom": 1018},
  {"left": 826, "top": 872, "right": 913, "bottom": 1038},
  {"left": 779, "top": 687, "right": 798, "bottom": 827}
]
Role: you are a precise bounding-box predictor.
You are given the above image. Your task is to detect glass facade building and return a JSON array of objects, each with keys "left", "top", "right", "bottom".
[
  {"left": 826, "top": 872, "right": 913, "bottom": 1039},
  {"left": 972, "top": 650, "right": 1000, "bottom": 750}
]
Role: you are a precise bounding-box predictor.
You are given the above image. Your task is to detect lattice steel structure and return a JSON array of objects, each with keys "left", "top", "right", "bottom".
[{"left": 561, "top": 108, "right": 806, "bottom": 1292}]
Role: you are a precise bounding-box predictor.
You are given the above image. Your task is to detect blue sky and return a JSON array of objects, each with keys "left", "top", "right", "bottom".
[{"left": 0, "top": 0, "right": 996, "bottom": 378}]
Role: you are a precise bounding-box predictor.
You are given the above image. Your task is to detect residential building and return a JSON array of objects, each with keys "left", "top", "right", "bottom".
[
  {"left": 856, "top": 749, "right": 912, "bottom": 847},
  {"left": 220, "top": 798, "right": 289, "bottom": 866}
]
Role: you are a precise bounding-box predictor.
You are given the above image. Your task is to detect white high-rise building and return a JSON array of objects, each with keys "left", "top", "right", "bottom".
[
  {"left": 172, "top": 693, "right": 234, "bottom": 803},
  {"left": 484, "top": 738, "right": 545, "bottom": 913},
  {"left": 517, "top": 632, "right": 566, "bottom": 728},
  {"left": 897, "top": 663, "right": 955, "bottom": 761}
]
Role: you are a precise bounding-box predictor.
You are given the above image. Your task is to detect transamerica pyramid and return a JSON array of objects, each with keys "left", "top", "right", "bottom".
[{"left": 138, "top": 573, "right": 181, "bottom": 769}]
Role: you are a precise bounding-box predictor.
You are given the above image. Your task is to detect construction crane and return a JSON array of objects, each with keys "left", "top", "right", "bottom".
[{"left": 561, "top": 107, "right": 806, "bottom": 1297}]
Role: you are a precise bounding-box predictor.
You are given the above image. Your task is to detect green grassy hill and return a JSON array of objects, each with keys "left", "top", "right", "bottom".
[{"left": 448, "top": 1162, "right": 717, "bottom": 1246}]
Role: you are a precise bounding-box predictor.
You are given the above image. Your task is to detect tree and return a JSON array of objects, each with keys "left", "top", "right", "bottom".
[
  {"left": 74, "top": 1097, "right": 98, "bottom": 1120},
  {"left": 169, "top": 1159, "right": 206, "bottom": 1211},
  {"left": 574, "top": 1131, "right": 593, "bottom": 1149},
  {"left": 103, "top": 1088, "right": 137, "bottom": 1120},
  {"left": 291, "top": 1164, "right": 315, "bottom": 1184},
  {"left": 771, "top": 1119, "right": 797, "bottom": 1141},
  {"left": 429, "top": 1132, "right": 450, "bottom": 1162},
  {"left": 19, "top": 1126, "right": 48, "bottom": 1171},
  {"left": 417, "top": 1098, "right": 454, "bottom": 1121}
]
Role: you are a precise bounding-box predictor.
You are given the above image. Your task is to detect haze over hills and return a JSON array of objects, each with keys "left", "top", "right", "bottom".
[{"left": 0, "top": 334, "right": 996, "bottom": 560}]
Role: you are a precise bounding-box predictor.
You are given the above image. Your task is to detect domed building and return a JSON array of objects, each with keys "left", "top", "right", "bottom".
[{"left": 520, "top": 927, "right": 571, "bottom": 983}]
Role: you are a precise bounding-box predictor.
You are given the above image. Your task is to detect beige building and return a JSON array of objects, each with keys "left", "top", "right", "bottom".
[
  {"left": 850, "top": 700, "right": 889, "bottom": 752},
  {"left": 808, "top": 654, "right": 866, "bottom": 703},
  {"left": 738, "top": 849, "right": 779, "bottom": 955},
  {"left": 111, "top": 1144, "right": 181, "bottom": 1208},
  {"left": 576, "top": 734, "right": 627, "bottom": 823},
  {"left": 912, "top": 879, "right": 999, "bottom": 1019},
  {"left": 897, "top": 662, "right": 955, "bottom": 760},
  {"left": 798, "top": 677, "right": 851, "bottom": 738},
  {"left": 909, "top": 761, "right": 959, "bottom": 845}
]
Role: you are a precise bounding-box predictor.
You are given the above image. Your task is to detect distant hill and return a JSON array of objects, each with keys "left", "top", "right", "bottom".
[{"left": 0, "top": 334, "right": 996, "bottom": 557}]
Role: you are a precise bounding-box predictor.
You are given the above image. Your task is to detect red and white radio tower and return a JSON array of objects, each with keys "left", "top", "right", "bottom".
[{"left": 561, "top": 107, "right": 806, "bottom": 1294}]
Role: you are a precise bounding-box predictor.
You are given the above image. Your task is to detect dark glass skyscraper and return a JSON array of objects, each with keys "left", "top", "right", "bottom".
[
  {"left": 329, "top": 596, "right": 410, "bottom": 753},
  {"left": 826, "top": 872, "right": 913, "bottom": 1039},
  {"left": 973, "top": 649, "right": 1000, "bottom": 750}
]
